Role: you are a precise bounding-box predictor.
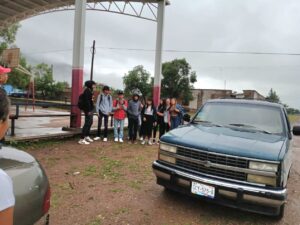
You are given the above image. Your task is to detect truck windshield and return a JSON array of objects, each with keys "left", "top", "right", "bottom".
[{"left": 193, "top": 102, "right": 284, "bottom": 135}]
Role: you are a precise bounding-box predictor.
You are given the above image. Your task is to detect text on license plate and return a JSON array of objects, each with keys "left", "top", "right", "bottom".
[{"left": 191, "top": 181, "right": 215, "bottom": 199}]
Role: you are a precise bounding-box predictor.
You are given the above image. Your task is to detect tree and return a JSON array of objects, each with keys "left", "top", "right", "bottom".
[
  {"left": 0, "top": 23, "right": 20, "bottom": 54},
  {"left": 161, "top": 58, "right": 197, "bottom": 105},
  {"left": 34, "top": 63, "right": 68, "bottom": 100},
  {"left": 266, "top": 88, "right": 280, "bottom": 103},
  {"left": 123, "top": 65, "right": 152, "bottom": 98}
]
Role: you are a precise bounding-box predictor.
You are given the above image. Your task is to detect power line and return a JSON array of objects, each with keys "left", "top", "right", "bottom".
[{"left": 23, "top": 46, "right": 300, "bottom": 56}]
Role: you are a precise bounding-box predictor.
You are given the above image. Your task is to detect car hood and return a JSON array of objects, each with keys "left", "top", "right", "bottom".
[
  {"left": 0, "top": 145, "right": 36, "bottom": 170},
  {"left": 161, "top": 124, "right": 286, "bottom": 161}
]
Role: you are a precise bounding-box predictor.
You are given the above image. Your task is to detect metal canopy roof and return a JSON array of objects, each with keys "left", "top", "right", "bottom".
[{"left": 0, "top": 0, "right": 169, "bottom": 30}]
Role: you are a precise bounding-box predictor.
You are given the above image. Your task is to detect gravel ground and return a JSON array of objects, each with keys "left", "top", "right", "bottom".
[{"left": 20, "top": 135, "right": 300, "bottom": 225}]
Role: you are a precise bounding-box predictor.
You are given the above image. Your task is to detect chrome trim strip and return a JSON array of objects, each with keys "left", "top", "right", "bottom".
[
  {"left": 153, "top": 161, "right": 287, "bottom": 196},
  {"left": 160, "top": 151, "right": 277, "bottom": 177},
  {"left": 160, "top": 141, "right": 280, "bottom": 164}
]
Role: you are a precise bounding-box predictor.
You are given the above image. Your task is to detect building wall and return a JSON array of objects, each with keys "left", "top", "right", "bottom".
[{"left": 189, "top": 89, "right": 232, "bottom": 110}]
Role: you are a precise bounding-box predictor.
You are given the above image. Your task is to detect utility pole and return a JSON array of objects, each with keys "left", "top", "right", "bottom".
[{"left": 90, "top": 40, "right": 96, "bottom": 81}]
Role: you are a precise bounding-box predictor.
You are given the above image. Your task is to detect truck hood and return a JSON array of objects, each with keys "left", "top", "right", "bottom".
[
  {"left": 0, "top": 145, "right": 36, "bottom": 170},
  {"left": 161, "top": 124, "right": 286, "bottom": 161}
]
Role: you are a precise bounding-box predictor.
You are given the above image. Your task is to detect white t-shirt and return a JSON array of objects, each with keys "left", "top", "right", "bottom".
[{"left": 0, "top": 169, "right": 15, "bottom": 211}]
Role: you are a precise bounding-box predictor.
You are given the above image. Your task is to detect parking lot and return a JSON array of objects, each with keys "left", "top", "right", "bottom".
[{"left": 18, "top": 134, "right": 300, "bottom": 225}]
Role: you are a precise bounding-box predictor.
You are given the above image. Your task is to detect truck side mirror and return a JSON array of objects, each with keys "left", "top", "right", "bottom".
[
  {"left": 183, "top": 114, "right": 191, "bottom": 122},
  {"left": 292, "top": 126, "right": 300, "bottom": 136}
]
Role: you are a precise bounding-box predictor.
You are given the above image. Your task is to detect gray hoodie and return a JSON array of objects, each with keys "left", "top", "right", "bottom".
[
  {"left": 127, "top": 100, "right": 142, "bottom": 119},
  {"left": 96, "top": 93, "right": 113, "bottom": 115}
]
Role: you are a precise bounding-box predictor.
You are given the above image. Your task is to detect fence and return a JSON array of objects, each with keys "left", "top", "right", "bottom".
[{"left": 9, "top": 102, "right": 114, "bottom": 137}]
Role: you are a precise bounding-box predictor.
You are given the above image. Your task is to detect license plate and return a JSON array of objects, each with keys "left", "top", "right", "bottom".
[{"left": 191, "top": 181, "right": 215, "bottom": 199}]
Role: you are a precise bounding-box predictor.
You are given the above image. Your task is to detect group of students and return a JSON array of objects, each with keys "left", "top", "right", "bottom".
[{"left": 78, "top": 80, "right": 185, "bottom": 145}]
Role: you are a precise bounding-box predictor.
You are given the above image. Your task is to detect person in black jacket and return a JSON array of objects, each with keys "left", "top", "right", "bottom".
[
  {"left": 140, "top": 98, "right": 157, "bottom": 145},
  {"left": 78, "top": 80, "right": 96, "bottom": 145}
]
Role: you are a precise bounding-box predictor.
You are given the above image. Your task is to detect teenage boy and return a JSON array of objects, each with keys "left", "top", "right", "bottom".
[
  {"left": 78, "top": 80, "right": 96, "bottom": 145},
  {"left": 112, "top": 90, "right": 127, "bottom": 143},
  {"left": 94, "top": 86, "right": 112, "bottom": 142},
  {"left": 127, "top": 90, "right": 142, "bottom": 144}
]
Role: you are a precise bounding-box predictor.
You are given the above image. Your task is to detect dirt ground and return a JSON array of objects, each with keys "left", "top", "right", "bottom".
[{"left": 22, "top": 135, "right": 300, "bottom": 225}]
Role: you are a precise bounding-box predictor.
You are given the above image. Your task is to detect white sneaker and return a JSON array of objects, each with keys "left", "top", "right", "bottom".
[
  {"left": 94, "top": 137, "right": 101, "bottom": 141},
  {"left": 148, "top": 140, "right": 153, "bottom": 146},
  {"left": 85, "top": 137, "right": 94, "bottom": 142},
  {"left": 119, "top": 139, "right": 124, "bottom": 143},
  {"left": 78, "top": 139, "right": 90, "bottom": 145},
  {"left": 103, "top": 138, "right": 108, "bottom": 142},
  {"left": 141, "top": 140, "right": 146, "bottom": 145},
  {"left": 114, "top": 138, "right": 118, "bottom": 142},
  {"left": 139, "top": 137, "right": 144, "bottom": 141}
]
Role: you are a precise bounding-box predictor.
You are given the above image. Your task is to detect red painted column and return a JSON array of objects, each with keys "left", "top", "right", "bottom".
[
  {"left": 70, "top": 68, "right": 83, "bottom": 128},
  {"left": 153, "top": 85, "right": 161, "bottom": 107},
  {"left": 70, "top": 0, "right": 86, "bottom": 128}
]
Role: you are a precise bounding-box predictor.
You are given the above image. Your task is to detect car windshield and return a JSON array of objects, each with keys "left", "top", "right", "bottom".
[{"left": 193, "top": 102, "right": 284, "bottom": 135}]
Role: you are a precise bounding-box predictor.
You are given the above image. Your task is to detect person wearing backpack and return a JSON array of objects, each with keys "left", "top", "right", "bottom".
[
  {"left": 94, "top": 86, "right": 113, "bottom": 142},
  {"left": 78, "top": 80, "right": 96, "bottom": 145},
  {"left": 112, "top": 90, "right": 127, "bottom": 143}
]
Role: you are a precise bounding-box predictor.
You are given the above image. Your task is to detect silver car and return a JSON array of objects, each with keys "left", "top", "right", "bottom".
[{"left": 0, "top": 145, "right": 50, "bottom": 225}]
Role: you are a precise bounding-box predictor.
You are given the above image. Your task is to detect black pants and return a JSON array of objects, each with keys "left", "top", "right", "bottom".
[
  {"left": 97, "top": 111, "right": 109, "bottom": 138},
  {"left": 81, "top": 113, "right": 93, "bottom": 139},
  {"left": 153, "top": 123, "right": 158, "bottom": 140},
  {"left": 128, "top": 117, "right": 139, "bottom": 141},
  {"left": 159, "top": 122, "right": 170, "bottom": 139},
  {"left": 141, "top": 119, "right": 154, "bottom": 139}
]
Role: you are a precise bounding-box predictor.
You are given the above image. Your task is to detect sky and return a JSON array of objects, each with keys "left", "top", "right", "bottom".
[{"left": 15, "top": 0, "right": 300, "bottom": 109}]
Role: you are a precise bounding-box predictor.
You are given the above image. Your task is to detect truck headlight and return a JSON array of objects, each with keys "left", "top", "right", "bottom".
[
  {"left": 249, "top": 161, "right": 278, "bottom": 172},
  {"left": 247, "top": 174, "right": 277, "bottom": 186},
  {"left": 159, "top": 154, "right": 176, "bottom": 164},
  {"left": 160, "top": 143, "right": 177, "bottom": 153}
]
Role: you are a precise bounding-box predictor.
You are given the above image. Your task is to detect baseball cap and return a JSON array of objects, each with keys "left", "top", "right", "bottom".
[{"left": 0, "top": 66, "right": 11, "bottom": 74}]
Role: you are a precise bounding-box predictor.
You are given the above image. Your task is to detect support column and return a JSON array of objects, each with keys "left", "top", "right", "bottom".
[
  {"left": 70, "top": 0, "right": 87, "bottom": 128},
  {"left": 153, "top": 0, "right": 166, "bottom": 107}
]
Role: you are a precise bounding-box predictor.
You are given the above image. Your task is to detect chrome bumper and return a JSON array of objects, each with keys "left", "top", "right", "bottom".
[{"left": 153, "top": 161, "right": 286, "bottom": 208}]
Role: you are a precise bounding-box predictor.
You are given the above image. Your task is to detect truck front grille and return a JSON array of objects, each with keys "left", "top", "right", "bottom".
[{"left": 176, "top": 147, "right": 248, "bottom": 181}]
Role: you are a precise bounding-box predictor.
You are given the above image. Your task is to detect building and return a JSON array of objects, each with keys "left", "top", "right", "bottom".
[{"left": 189, "top": 89, "right": 265, "bottom": 110}]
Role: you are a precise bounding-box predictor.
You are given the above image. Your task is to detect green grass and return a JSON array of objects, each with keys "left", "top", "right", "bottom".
[
  {"left": 8, "top": 139, "right": 65, "bottom": 150},
  {"left": 86, "top": 218, "right": 102, "bottom": 225},
  {"left": 99, "top": 156, "right": 124, "bottom": 180},
  {"left": 83, "top": 165, "right": 98, "bottom": 177}
]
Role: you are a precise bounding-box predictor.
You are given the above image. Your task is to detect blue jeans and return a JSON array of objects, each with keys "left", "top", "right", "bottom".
[
  {"left": 114, "top": 119, "right": 125, "bottom": 139},
  {"left": 171, "top": 116, "right": 181, "bottom": 130}
]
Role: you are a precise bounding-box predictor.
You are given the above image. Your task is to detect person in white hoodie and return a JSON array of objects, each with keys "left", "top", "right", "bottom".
[
  {"left": 0, "top": 88, "right": 15, "bottom": 225},
  {"left": 94, "top": 86, "right": 113, "bottom": 142}
]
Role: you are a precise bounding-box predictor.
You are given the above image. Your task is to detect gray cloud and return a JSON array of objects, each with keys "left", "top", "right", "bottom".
[{"left": 15, "top": 0, "right": 300, "bottom": 108}]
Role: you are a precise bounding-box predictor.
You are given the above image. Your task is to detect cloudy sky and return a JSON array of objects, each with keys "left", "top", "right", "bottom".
[{"left": 15, "top": 0, "right": 300, "bottom": 108}]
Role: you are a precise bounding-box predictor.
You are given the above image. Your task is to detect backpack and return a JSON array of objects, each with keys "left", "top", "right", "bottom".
[
  {"left": 77, "top": 93, "right": 85, "bottom": 110},
  {"left": 99, "top": 94, "right": 112, "bottom": 107}
]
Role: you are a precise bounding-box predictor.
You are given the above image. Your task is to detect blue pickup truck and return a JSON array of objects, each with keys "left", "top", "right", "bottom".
[{"left": 153, "top": 99, "right": 300, "bottom": 218}]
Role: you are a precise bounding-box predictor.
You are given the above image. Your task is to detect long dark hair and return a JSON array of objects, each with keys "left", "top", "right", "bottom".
[{"left": 158, "top": 99, "right": 166, "bottom": 111}]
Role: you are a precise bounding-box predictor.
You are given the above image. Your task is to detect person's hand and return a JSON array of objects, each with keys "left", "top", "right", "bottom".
[
  {"left": 143, "top": 117, "right": 147, "bottom": 122},
  {"left": 154, "top": 122, "right": 157, "bottom": 126}
]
